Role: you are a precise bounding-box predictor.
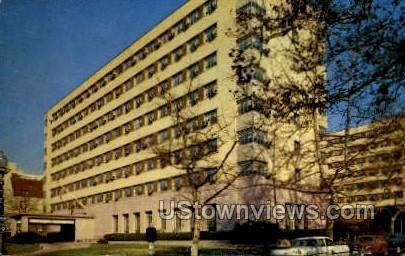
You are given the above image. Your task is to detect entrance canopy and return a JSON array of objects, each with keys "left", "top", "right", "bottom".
[{"left": 9, "top": 213, "right": 95, "bottom": 242}]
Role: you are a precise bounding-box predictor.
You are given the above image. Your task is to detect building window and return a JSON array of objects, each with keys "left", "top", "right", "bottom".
[
  {"left": 123, "top": 214, "right": 129, "bottom": 233},
  {"left": 238, "top": 96, "right": 264, "bottom": 114},
  {"left": 189, "top": 90, "right": 199, "bottom": 106},
  {"left": 160, "top": 210, "right": 167, "bottom": 231},
  {"left": 239, "top": 128, "right": 267, "bottom": 145},
  {"left": 124, "top": 187, "right": 133, "bottom": 197},
  {"left": 204, "top": 110, "right": 217, "bottom": 125},
  {"left": 147, "top": 64, "right": 156, "bottom": 78},
  {"left": 113, "top": 215, "right": 119, "bottom": 233},
  {"left": 146, "top": 211, "right": 153, "bottom": 227},
  {"left": 236, "top": 1, "right": 266, "bottom": 17},
  {"left": 189, "top": 63, "right": 201, "bottom": 79},
  {"left": 204, "top": 81, "right": 217, "bottom": 98},
  {"left": 144, "top": 136, "right": 154, "bottom": 148},
  {"left": 135, "top": 72, "right": 144, "bottom": 84},
  {"left": 205, "top": 0, "right": 217, "bottom": 15},
  {"left": 146, "top": 112, "right": 155, "bottom": 125},
  {"left": 159, "top": 105, "right": 169, "bottom": 118},
  {"left": 173, "top": 126, "right": 182, "bottom": 139},
  {"left": 173, "top": 150, "right": 183, "bottom": 165},
  {"left": 173, "top": 46, "right": 185, "bottom": 62},
  {"left": 172, "top": 72, "right": 184, "bottom": 86},
  {"left": 205, "top": 53, "right": 217, "bottom": 69},
  {"left": 174, "top": 20, "right": 187, "bottom": 34},
  {"left": 238, "top": 160, "right": 267, "bottom": 175},
  {"left": 205, "top": 25, "right": 217, "bottom": 42},
  {"left": 188, "top": 7, "right": 202, "bottom": 25},
  {"left": 135, "top": 162, "right": 144, "bottom": 174},
  {"left": 160, "top": 180, "right": 169, "bottom": 191},
  {"left": 135, "top": 95, "right": 144, "bottom": 108},
  {"left": 135, "top": 185, "right": 144, "bottom": 196},
  {"left": 188, "top": 35, "right": 201, "bottom": 52},
  {"left": 114, "top": 86, "right": 123, "bottom": 98},
  {"left": 237, "top": 34, "right": 262, "bottom": 50},
  {"left": 147, "top": 159, "right": 156, "bottom": 171},
  {"left": 187, "top": 118, "right": 200, "bottom": 133},
  {"left": 158, "top": 129, "right": 169, "bottom": 143},
  {"left": 173, "top": 98, "right": 185, "bottom": 112},
  {"left": 207, "top": 139, "right": 218, "bottom": 153},
  {"left": 160, "top": 55, "right": 171, "bottom": 70},
  {"left": 147, "top": 183, "right": 156, "bottom": 195},
  {"left": 158, "top": 80, "right": 169, "bottom": 95},
  {"left": 134, "top": 212, "right": 141, "bottom": 233},
  {"left": 134, "top": 117, "right": 144, "bottom": 129}
]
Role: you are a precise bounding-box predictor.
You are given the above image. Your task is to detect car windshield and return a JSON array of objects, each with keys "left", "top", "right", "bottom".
[{"left": 293, "top": 239, "right": 324, "bottom": 247}]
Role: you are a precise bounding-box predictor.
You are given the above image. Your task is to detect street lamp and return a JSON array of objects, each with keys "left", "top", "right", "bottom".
[{"left": 0, "top": 150, "right": 8, "bottom": 255}]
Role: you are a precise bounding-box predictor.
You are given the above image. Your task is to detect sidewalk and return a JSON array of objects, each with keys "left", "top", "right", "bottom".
[{"left": 12, "top": 242, "right": 91, "bottom": 256}]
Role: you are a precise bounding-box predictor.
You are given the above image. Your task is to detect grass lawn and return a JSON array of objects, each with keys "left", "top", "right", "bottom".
[
  {"left": 6, "top": 243, "right": 41, "bottom": 255},
  {"left": 39, "top": 243, "right": 269, "bottom": 256}
]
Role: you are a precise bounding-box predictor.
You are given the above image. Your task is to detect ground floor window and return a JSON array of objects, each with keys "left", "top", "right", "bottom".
[
  {"left": 112, "top": 215, "right": 118, "bottom": 233},
  {"left": 123, "top": 214, "right": 129, "bottom": 233},
  {"left": 146, "top": 211, "right": 153, "bottom": 228}
]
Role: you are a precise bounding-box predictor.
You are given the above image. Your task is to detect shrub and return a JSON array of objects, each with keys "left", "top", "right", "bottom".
[
  {"left": 104, "top": 233, "right": 145, "bottom": 241},
  {"left": 9, "top": 232, "right": 43, "bottom": 244},
  {"left": 104, "top": 232, "right": 192, "bottom": 241},
  {"left": 97, "top": 238, "right": 108, "bottom": 244}
]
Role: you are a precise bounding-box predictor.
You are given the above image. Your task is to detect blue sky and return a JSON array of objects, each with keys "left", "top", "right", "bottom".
[{"left": 0, "top": 0, "right": 186, "bottom": 174}]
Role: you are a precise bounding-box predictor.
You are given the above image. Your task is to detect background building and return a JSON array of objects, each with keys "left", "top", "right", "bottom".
[
  {"left": 323, "top": 117, "right": 404, "bottom": 235},
  {"left": 4, "top": 161, "right": 44, "bottom": 215}
]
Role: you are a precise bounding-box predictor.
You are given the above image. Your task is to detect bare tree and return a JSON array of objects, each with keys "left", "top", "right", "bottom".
[
  {"left": 4, "top": 186, "right": 42, "bottom": 214},
  {"left": 228, "top": 0, "right": 404, "bottom": 237},
  {"left": 149, "top": 77, "right": 239, "bottom": 256}
]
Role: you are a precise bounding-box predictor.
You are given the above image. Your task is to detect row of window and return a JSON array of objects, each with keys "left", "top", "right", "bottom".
[
  {"left": 111, "top": 210, "right": 196, "bottom": 234},
  {"left": 238, "top": 160, "right": 268, "bottom": 175},
  {"left": 51, "top": 22, "right": 217, "bottom": 137},
  {"left": 236, "top": 1, "right": 266, "bottom": 19},
  {"left": 337, "top": 191, "right": 403, "bottom": 204},
  {"left": 340, "top": 177, "right": 403, "bottom": 191},
  {"left": 51, "top": 109, "right": 218, "bottom": 179},
  {"left": 237, "top": 34, "right": 264, "bottom": 51},
  {"left": 50, "top": 0, "right": 217, "bottom": 123},
  {"left": 335, "top": 166, "right": 402, "bottom": 179},
  {"left": 51, "top": 174, "right": 190, "bottom": 210},
  {"left": 51, "top": 151, "right": 218, "bottom": 199},
  {"left": 52, "top": 47, "right": 217, "bottom": 152},
  {"left": 50, "top": 138, "right": 218, "bottom": 195},
  {"left": 238, "top": 128, "right": 269, "bottom": 146},
  {"left": 327, "top": 151, "right": 403, "bottom": 169},
  {"left": 237, "top": 96, "right": 269, "bottom": 116},
  {"left": 324, "top": 137, "right": 402, "bottom": 158},
  {"left": 51, "top": 81, "right": 218, "bottom": 167},
  {"left": 325, "top": 123, "right": 401, "bottom": 145}
]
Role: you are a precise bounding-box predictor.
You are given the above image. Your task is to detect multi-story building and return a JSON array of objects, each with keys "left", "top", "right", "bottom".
[
  {"left": 4, "top": 162, "right": 44, "bottom": 215},
  {"left": 44, "top": 0, "right": 326, "bottom": 239},
  {"left": 323, "top": 118, "right": 404, "bottom": 234}
]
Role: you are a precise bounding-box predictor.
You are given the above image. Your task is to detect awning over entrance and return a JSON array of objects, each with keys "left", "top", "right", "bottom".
[
  {"left": 29, "top": 218, "right": 74, "bottom": 225},
  {"left": 8, "top": 213, "right": 95, "bottom": 242}
]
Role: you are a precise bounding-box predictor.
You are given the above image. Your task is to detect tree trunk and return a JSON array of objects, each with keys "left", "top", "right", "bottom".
[
  {"left": 191, "top": 213, "right": 201, "bottom": 256},
  {"left": 312, "top": 111, "right": 334, "bottom": 238}
]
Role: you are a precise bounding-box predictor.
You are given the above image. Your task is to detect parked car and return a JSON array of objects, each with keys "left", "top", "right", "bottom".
[
  {"left": 351, "top": 235, "right": 389, "bottom": 255},
  {"left": 388, "top": 234, "right": 405, "bottom": 255},
  {"left": 270, "top": 236, "right": 350, "bottom": 255}
]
